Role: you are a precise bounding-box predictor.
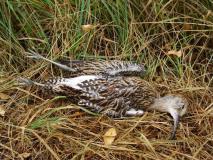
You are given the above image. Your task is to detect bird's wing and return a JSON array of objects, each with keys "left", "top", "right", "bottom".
[
  {"left": 41, "top": 76, "right": 153, "bottom": 117},
  {"left": 26, "top": 51, "right": 146, "bottom": 77},
  {"left": 57, "top": 60, "right": 146, "bottom": 77},
  {"left": 76, "top": 77, "right": 143, "bottom": 117}
]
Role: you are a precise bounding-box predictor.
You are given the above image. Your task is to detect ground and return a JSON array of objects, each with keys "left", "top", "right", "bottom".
[{"left": 0, "top": 1, "right": 213, "bottom": 159}]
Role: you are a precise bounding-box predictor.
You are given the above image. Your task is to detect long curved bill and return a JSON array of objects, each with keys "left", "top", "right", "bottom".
[{"left": 169, "top": 111, "right": 180, "bottom": 140}]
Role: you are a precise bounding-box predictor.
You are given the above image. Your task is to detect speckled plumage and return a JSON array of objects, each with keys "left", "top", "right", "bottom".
[
  {"left": 59, "top": 60, "right": 146, "bottom": 78},
  {"left": 26, "top": 50, "right": 146, "bottom": 78},
  {"left": 18, "top": 75, "right": 188, "bottom": 139},
  {"left": 44, "top": 76, "right": 158, "bottom": 117}
]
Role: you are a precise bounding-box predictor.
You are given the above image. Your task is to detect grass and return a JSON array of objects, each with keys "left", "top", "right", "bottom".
[{"left": 0, "top": 0, "right": 213, "bottom": 159}]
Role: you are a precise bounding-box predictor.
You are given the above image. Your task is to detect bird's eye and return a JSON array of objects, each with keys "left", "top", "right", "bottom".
[{"left": 180, "top": 104, "right": 185, "bottom": 110}]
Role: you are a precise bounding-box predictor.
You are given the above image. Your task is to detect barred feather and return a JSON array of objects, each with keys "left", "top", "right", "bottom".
[
  {"left": 60, "top": 60, "right": 146, "bottom": 77},
  {"left": 26, "top": 50, "right": 146, "bottom": 78},
  {"left": 30, "top": 75, "right": 158, "bottom": 117}
]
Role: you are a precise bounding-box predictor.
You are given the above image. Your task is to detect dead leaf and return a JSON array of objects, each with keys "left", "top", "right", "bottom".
[
  {"left": 103, "top": 127, "right": 117, "bottom": 145},
  {"left": 82, "top": 24, "right": 96, "bottom": 32},
  {"left": 0, "top": 93, "right": 10, "bottom": 100},
  {"left": 0, "top": 105, "right": 5, "bottom": 116},
  {"left": 183, "top": 23, "right": 192, "bottom": 30},
  {"left": 166, "top": 50, "right": 183, "bottom": 57}
]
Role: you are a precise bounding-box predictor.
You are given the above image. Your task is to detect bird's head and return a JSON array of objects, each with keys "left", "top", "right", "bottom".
[{"left": 151, "top": 94, "right": 188, "bottom": 139}]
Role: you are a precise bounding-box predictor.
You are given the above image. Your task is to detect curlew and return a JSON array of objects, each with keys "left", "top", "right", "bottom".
[{"left": 18, "top": 75, "right": 188, "bottom": 139}]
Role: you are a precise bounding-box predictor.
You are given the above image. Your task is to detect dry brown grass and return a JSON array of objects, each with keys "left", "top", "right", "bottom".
[
  {"left": 0, "top": 0, "right": 213, "bottom": 159},
  {"left": 0, "top": 72, "right": 212, "bottom": 159}
]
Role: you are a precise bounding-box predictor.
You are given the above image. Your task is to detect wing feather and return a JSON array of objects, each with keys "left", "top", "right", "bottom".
[
  {"left": 42, "top": 76, "right": 157, "bottom": 117},
  {"left": 58, "top": 60, "right": 146, "bottom": 77}
]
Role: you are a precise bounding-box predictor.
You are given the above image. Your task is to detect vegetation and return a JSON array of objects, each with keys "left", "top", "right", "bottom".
[{"left": 0, "top": 0, "right": 212, "bottom": 159}]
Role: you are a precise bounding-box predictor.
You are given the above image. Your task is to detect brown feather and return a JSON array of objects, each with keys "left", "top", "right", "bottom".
[
  {"left": 43, "top": 76, "right": 158, "bottom": 117},
  {"left": 57, "top": 60, "right": 146, "bottom": 78}
]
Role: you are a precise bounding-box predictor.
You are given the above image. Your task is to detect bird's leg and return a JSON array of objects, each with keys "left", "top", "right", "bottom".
[
  {"left": 78, "top": 99, "right": 123, "bottom": 117},
  {"left": 79, "top": 103, "right": 127, "bottom": 118},
  {"left": 105, "top": 103, "right": 141, "bottom": 118},
  {"left": 103, "top": 109, "right": 122, "bottom": 118},
  {"left": 26, "top": 50, "right": 77, "bottom": 72}
]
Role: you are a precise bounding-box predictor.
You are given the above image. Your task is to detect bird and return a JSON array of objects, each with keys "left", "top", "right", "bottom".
[
  {"left": 25, "top": 50, "right": 146, "bottom": 78},
  {"left": 18, "top": 75, "right": 188, "bottom": 139}
]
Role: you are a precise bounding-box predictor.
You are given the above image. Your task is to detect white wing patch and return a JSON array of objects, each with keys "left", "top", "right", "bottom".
[
  {"left": 125, "top": 108, "right": 144, "bottom": 116},
  {"left": 55, "top": 75, "right": 100, "bottom": 90}
]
